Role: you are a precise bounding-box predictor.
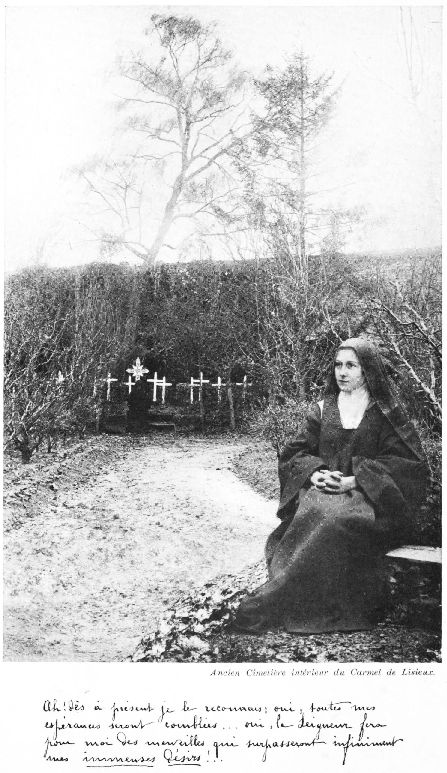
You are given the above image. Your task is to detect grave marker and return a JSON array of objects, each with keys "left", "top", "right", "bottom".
[
  {"left": 126, "top": 357, "right": 149, "bottom": 382},
  {"left": 147, "top": 372, "right": 172, "bottom": 404},
  {"left": 190, "top": 372, "right": 210, "bottom": 403},
  {"left": 103, "top": 372, "right": 118, "bottom": 401},
  {"left": 236, "top": 374, "right": 252, "bottom": 400},
  {"left": 123, "top": 375, "right": 135, "bottom": 394},
  {"left": 211, "top": 376, "right": 226, "bottom": 403},
  {"left": 160, "top": 376, "right": 172, "bottom": 405}
]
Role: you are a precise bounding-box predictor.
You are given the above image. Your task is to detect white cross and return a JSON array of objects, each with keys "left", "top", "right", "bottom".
[
  {"left": 147, "top": 371, "right": 160, "bottom": 402},
  {"left": 126, "top": 357, "right": 149, "bottom": 382},
  {"left": 55, "top": 370, "right": 65, "bottom": 385},
  {"left": 190, "top": 372, "right": 210, "bottom": 403},
  {"left": 211, "top": 376, "right": 226, "bottom": 403},
  {"left": 236, "top": 375, "right": 252, "bottom": 400},
  {"left": 123, "top": 374, "right": 135, "bottom": 394},
  {"left": 147, "top": 372, "right": 172, "bottom": 403},
  {"left": 160, "top": 376, "right": 172, "bottom": 405},
  {"left": 103, "top": 372, "right": 118, "bottom": 401}
]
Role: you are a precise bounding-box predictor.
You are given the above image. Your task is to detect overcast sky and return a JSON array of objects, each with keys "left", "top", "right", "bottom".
[{"left": 4, "top": 2, "right": 442, "bottom": 271}]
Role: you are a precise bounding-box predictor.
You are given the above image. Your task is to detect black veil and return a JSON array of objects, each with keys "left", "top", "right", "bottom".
[{"left": 325, "top": 337, "right": 425, "bottom": 462}]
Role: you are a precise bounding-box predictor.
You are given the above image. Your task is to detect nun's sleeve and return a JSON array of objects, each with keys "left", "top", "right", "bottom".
[
  {"left": 277, "top": 404, "right": 325, "bottom": 518},
  {"left": 352, "top": 414, "right": 428, "bottom": 522}
]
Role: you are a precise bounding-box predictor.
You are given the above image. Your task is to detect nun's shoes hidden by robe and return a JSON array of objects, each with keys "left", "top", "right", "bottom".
[
  {"left": 282, "top": 617, "right": 374, "bottom": 634},
  {"left": 232, "top": 605, "right": 375, "bottom": 635},
  {"left": 232, "top": 602, "right": 280, "bottom": 634}
]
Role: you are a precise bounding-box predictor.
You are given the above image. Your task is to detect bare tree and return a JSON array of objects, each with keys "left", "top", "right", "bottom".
[
  {"left": 250, "top": 229, "right": 365, "bottom": 403},
  {"left": 399, "top": 6, "right": 424, "bottom": 107},
  {"left": 79, "top": 14, "right": 251, "bottom": 264},
  {"left": 367, "top": 259, "right": 441, "bottom": 429},
  {"left": 236, "top": 53, "right": 339, "bottom": 278}
]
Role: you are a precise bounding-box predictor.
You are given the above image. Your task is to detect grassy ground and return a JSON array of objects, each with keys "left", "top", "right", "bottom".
[
  {"left": 133, "top": 557, "right": 441, "bottom": 664},
  {"left": 232, "top": 441, "right": 279, "bottom": 501}
]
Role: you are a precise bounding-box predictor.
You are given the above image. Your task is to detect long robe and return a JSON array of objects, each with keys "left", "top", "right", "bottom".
[{"left": 235, "top": 394, "right": 428, "bottom": 634}]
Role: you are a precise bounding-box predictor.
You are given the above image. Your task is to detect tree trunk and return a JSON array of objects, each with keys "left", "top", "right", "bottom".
[
  {"left": 199, "top": 389, "right": 205, "bottom": 433},
  {"left": 227, "top": 383, "right": 236, "bottom": 431},
  {"left": 20, "top": 445, "right": 33, "bottom": 464},
  {"left": 296, "top": 346, "right": 307, "bottom": 401},
  {"left": 299, "top": 81, "right": 307, "bottom": 281},
  {"left": 95, "top": 407, "right": 101, "bottom": 434},
  {"left": 146, "top": 173, "right": 185, "bottom": 264}
]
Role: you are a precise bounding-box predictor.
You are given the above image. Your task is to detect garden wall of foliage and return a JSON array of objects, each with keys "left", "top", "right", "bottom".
[{"left": 4, "top": 252, "right": 441, "bottom": 543}]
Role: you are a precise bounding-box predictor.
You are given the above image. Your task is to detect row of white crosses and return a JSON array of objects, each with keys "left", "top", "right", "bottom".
[
  {"left": 122, "top": 358, "right": 173, "bottom": 404},
  {"left": 53, "top": 361, "right": 252, "bottom": 405},
  {"left": 210, "top": 374, "right": 252, "bottom": 403}
]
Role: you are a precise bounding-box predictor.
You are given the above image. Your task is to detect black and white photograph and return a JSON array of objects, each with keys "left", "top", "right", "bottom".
[{"left": 3, "top": 1, "right": 442, "bottom": 674}]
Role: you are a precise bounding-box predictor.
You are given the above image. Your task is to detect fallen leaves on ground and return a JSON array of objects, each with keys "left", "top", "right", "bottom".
[{"left": 132, "top": 559, "right": 441, "bottom": 664}]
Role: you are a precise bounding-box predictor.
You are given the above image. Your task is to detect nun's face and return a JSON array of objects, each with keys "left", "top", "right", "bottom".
[{"left": 334, "top": 348, "right": 366, "bottom": 393}]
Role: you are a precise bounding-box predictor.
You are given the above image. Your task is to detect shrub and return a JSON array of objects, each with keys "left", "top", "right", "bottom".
[
  {"left": 414, "top": 427, "right": 441, "bottom": 546},
  {"left": 249, "top": 397, "right": 314, "bottom": 456}
]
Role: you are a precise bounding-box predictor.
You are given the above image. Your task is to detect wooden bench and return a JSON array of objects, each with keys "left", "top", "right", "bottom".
[
  {"left": 385, "top": 545, "right": 441, "bottom": 630},
  {"left": 386, "top": 545, "right": 441, "bottom": 564}
]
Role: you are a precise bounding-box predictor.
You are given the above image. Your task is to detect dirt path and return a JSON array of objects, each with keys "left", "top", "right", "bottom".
[{"left": 3, "top": 436, "right": 276, "bottom": 661}]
